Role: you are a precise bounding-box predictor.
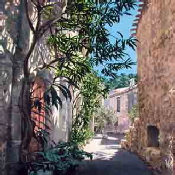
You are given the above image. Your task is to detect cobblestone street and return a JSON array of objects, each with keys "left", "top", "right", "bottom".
[{"left": 76, "top": 133, "right": 154, "bottom": 175}]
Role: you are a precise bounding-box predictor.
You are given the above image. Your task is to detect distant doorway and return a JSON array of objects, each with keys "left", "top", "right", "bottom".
[{"left": 147, "top": 125, "right": 159, "bottom": 147}]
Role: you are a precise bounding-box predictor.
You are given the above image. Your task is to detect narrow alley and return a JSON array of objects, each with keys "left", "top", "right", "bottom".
[
  {"left": 2, "top": 0, "right": 175, "bottom": 175},
  {"left": 77, "top": 133, "right": 154, "bottom": 175}
]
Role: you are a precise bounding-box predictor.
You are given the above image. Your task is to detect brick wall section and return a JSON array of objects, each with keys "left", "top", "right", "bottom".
[
  {"left": 29, "top": 77, "right": 46, "bottom": 153},
  {"left": 136, "top": 0, "right": 175, "bottom": 174}
]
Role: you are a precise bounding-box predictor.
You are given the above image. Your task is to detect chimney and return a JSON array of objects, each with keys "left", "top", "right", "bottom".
[{"left": 129, "top": 78, "right": 135, "bottom": 87}]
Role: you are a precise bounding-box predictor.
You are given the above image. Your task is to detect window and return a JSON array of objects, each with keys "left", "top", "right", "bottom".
[
  {"left": 128, "top": 93, "right": 134, "bottom": 112},
  {"left": 117, "top": 97, "right": 120, "bottom": 112}
]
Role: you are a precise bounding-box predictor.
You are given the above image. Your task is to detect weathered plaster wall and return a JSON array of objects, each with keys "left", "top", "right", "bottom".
[
  {"left": 49, "top": 80, "right": 72, "bottom": 144},
  {"left": 137, "top": 0, "right": 175, "bottom": 173},
  {"left": 105, "top": 85, "right": 137, "bottom": 133},
  {"left": 30, "top": 36, "right": 73, "bottom": 145},
  {"left": 116, "top": 90, "right": 130, "bottom": 132}
]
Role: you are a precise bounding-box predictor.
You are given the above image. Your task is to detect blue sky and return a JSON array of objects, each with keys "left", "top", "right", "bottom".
[
  {"left": 108, "top": 7, "right": 138, "bottom": 75},
  {"left": 96, "top": 5, "right": 139, "bottom": 76}
]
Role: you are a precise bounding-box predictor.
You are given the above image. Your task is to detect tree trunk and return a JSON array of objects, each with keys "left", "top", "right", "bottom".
[{"left": 0, "top": 1, "right": 30, "bottom": 174}]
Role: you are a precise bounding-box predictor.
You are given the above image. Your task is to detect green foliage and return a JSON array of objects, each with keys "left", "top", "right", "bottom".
[
  {"left": 70, "top": 127, "right": 94, "bottom": 147},
  {"left": 47, "top": 0, "right": 138, "bottom": 78},
  {"left": 43, "top": 85, "right": 71, "bottom": 109},
  {"left": 104, "top": 73, "right": 137, "bottom": 90},
  {"left": 128, "top": 104, "right": 139, "bottom": 124},
  {"left": 70, "top": 71, "right": 108, "bottom": 146},
  {"left": 18, "top": 1, "right": 139, "bottom": 171},
  {"left": 27, "top": 141, "right": 92, "bottom": 175},
  {"left": 45, "top": 0, "right": 138, "bottom": 146},
  {"left": 29, "top": 0, "right": 138, "bottom": 152},
  {"left": 94, "top": 106, "right": 117, "bottom": 133},
  {"left": 35, "top": 129, "right": 50, "bottom": 150}
]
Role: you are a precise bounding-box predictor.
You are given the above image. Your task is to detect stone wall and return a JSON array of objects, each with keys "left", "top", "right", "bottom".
[
  {"left": 136, "top": 0, "right": 175, "bottom": 174},
  {"left": 0, "top": 1, "right": 29, "bottom": 174},
  {"left": 121, "top": 118, "right": 162, "bottom": 173}
]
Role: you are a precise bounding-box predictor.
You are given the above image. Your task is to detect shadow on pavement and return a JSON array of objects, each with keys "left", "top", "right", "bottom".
[
  {"left": 76, "top": 133, "right": 154, "bottom": 175},
  {"left": 100, "top": 132, "right": 124, "bottom": 145}
]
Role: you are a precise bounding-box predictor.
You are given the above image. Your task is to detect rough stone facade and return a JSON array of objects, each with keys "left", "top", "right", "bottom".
[
  {"left": 121, "top": 118, "right": 162, "bottom": 174},
  {"left": 130, "top": 0, "right": 175, "bottom": 174},
  {"left": 104, "top": 83, "right": 137, "bottom": 133}
]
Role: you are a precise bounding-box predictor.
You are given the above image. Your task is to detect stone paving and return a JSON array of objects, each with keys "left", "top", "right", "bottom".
[{"left": 76, "top": 133, "right": 154, "bottom": 175}]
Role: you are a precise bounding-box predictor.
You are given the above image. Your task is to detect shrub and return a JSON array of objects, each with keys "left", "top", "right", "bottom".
[
  {"left": 24, "top": 141, "right": 93, "bottom": 175},
  {"left": 94, "top": 106, "right": 117, "bottom": 133},
  {"left": 128, "top": 104, "right": 139, "bottom": 124}
]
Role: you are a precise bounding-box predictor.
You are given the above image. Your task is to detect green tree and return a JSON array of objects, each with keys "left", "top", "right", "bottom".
[
  {"left": 94, "top": 106, "right": 117, "bottom": 133},
  {"left": 104, "top": 73, "right": 137, "bottom": 90},
  {"left": 70, "top": 70, "right": 109, "bottom": 145},
  {"left": 45, "top": 0, "right": 138, "bottom": 145},
  {"left": 128, "top": 104, "right": 139, "bottom": 124}
]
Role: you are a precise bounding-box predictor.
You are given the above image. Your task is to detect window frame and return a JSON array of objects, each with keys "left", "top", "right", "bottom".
[{"left": 116, "top": 96, "right": 121, "bottom": 112}]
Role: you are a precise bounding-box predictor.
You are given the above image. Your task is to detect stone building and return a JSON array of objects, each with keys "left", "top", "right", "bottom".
[
  {"left": 129, "top": 0, "right": 175, "bottom": 174},
  {"left": 104, "top": 80, "right": 137, "bottom": 133}
]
